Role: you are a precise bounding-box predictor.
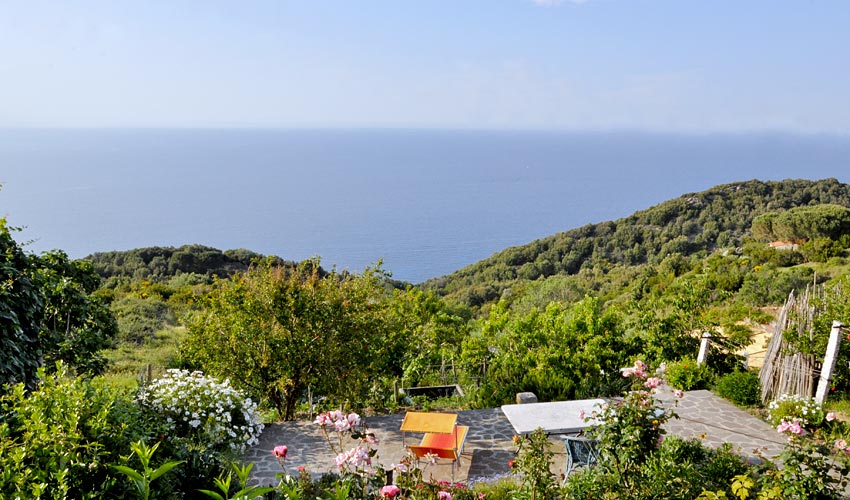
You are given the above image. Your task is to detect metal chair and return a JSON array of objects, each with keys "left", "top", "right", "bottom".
[{"left": 563, "top": 436, "right": 599, "bottom": 479}]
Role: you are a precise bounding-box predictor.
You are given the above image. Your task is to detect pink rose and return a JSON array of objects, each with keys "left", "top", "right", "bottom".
[
  {"left": 836, "top": 439, "right": 848, "bottom": 450},
  {"left": 673, "top": 389, "right": 684, "bottom": 398},
  {"left": 578, "top": 409, "right": 586, "bottom": 420},
  {"left": 392, "top": 462, "right": 408, "bottom": 473},
  {"left": 644, "top": 377, "right": 663, "bottom": 389},
  {"left": 438, "top": 492, "right": 453, "bottom": 500},
  {"left": 827, "top": 411, "right": 836, "bottom": 422},
  {"left": 273, "top": 445, "right": 288, "bottom": 458},
  {"left": 380, "top": 485, "right": 401, "bottom": 498}
]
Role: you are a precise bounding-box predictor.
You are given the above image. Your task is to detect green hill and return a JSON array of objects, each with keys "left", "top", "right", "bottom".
[{"left": 422, "top": 178, "right": 850, "bottom": 307}]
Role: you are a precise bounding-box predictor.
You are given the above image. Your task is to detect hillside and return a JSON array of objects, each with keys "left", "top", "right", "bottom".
[{"left": 422, "top": 178, "right": 850, "bottom": 306}]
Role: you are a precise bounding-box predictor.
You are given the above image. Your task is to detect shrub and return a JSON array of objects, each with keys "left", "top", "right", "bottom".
[
  {"left": 666, "top": 357, "right": 715, "bottom": 391},
  {"left": 137, "top": 369, "right": 264, "bottom": 497},
  {"left": 137, "top": 369, "right": 263, "bottom": 453},
  {"left": 512, "top": 428, "right": 558, "bottom": 500},
  {"left": 715, "top": 370, "right": 761, "bottom": 406},
  {"left": 767, "top": 394, "right": 825, "bottom": 431},
  {"left": 0, "top": 364, "right": 146, "bottom": 499}
]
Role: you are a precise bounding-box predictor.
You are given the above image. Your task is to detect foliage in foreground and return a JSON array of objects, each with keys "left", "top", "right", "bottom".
[{"left": 1, "top": 219, "right": 117, "bottom": 389}]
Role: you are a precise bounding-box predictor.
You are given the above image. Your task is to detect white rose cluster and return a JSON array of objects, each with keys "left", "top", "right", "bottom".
[{"left": 138, "top": 369, "right": 264, "bottom": 452}]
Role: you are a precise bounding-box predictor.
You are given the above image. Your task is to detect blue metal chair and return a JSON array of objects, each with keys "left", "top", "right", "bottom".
[{"left": 563, "top": 436, "right": 599, "bottom": 479}]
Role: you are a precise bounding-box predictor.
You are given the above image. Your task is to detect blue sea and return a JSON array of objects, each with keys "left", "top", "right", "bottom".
[{"left": 1, "top": 129, "right": 849, "bottom": 283}]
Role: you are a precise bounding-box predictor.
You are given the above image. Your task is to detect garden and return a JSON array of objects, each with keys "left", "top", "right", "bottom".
[{"left": 7, "top": 208, "right": 850, "bottom": 499}]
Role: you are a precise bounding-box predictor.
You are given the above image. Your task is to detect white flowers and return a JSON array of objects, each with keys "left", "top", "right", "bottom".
[{"left": 138, "top": 369, "right": 264, "bottom": 453}]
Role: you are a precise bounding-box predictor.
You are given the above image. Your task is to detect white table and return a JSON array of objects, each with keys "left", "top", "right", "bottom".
[{"left": 500, "top": 399, "right": 605, "bottom": 435}]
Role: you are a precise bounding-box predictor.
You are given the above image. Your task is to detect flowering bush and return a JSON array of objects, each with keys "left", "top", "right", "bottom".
[
  {"left": 137, "top": 369, "right": 264, "bottom": 452},
  {"left": 314, "top": 409, "right": 380, "bottom": 476},
  {"left": 767, "top": 394, "right": 825, "bottom": 431},
  {"left": 585, "top": 360, "right": 680, "bottom": 490}
]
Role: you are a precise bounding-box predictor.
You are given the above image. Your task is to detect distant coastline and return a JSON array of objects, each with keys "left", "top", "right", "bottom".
[{"left": 2, "top": 128, "right": 850, "bottom": 283}]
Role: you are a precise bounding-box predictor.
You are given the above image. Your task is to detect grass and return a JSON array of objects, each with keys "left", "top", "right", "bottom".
[
  {"left": 100, "top": 325, "right": 186, "bottom": 388},
  {"left": 796, "top": 258, "right": 850, "bottom": 280}
]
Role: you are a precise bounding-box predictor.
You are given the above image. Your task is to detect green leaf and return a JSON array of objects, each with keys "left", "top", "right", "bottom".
[
  {"left": 150, "top": 460, "right": 182, "bottom": 482},
  {"left": 196, "top": 489, "right": 226, "bottom": 500},
  {"left": 110, "top": 465, "right": 144, "bottom": 482}
]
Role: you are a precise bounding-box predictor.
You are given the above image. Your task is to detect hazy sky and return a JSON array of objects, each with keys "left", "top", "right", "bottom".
[{"left": 2, "top": 1, "right": 849, "bottom": 132}]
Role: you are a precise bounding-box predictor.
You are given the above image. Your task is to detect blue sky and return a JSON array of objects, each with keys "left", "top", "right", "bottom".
[{"left": 1, "top": 0, "right": 849, "bottom": 132}]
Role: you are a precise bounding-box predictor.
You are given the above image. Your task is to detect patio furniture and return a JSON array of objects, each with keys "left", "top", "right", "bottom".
[
  {"left": 563, "top": 436, "right": 599, "bottom": 479},
  {"left": 400, "top": 411, "right": 468, "bottom": 480},
  {"left": 500, "top": 399, "right": 604, "bottom": 436}
]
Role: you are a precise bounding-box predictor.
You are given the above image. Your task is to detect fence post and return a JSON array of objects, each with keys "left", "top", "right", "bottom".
[
  {"left": 697, "top": 333, "right": 711, "bottom": 365},
  {"left": 815, "top": 321, "right": 844, "bottom": 404}
]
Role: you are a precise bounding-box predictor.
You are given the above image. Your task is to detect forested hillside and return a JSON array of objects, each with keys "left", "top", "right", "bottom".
[
  {"left": 86, "top": 245, "right": 286, "bottom": 282},
  {"left": 423, "top": 178, "right": 850, "bottom": 306}
]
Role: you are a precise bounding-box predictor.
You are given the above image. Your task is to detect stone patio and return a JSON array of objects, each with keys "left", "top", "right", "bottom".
[{"left": 247, "top": 389, "right": 788, "bottom": 487}]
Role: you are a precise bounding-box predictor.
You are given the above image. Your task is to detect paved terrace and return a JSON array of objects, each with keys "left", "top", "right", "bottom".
[{"left": 247, "top": 389, "right": 787, "bottom": 487}]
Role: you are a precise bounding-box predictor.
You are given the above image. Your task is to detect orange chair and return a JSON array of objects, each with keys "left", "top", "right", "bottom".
[
  {"left": 400, "top": 412, "right": 469, "bottom": 480},
  {"left": 408, "top": 424, "right": 469, "bottom": 462}
]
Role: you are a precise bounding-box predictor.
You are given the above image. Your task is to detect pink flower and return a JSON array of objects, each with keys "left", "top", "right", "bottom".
[
  {"left": 836, "top": 439, "right": 848, "bottom": 450},
  {"left": 644, "top": 377, "right": 663, "bottom": 389},
  {"left": 392, "top": 462, "right": 408, "bottom": 473},
  {"left": 673, "top": 389, "right": 684, "bottom": 398},
  {"left": 578, "top": 409, "right": 586, "bottom": 420},
  {"left": 438, "top": 492, "right": 453, "bottom": 500},
  {"left": 380, "top": 485, "right": 401, "bottom": 498},
  {"left": 365, "top": 431, "right": 380, "bottom": 445},
  {"left": 347, "top": 412, "right": 362, "bottom": 427},
  {"left": 273, "top": 445, "right": 288, "bottom": 458},
  {"left": 297, "top": 465, "right": 306, "bottom": 473},
  {"left": 334, "top": 452, "right": 348, "bottom": 469},
  {"left": 622, "top": 368, "right": 635, "bottom": 377},
  {"left": 827, "top": 412, "right": 836, "bottom": 422},
  {"left": 777, "top": 419, "right": 806, "bottom": 436}
]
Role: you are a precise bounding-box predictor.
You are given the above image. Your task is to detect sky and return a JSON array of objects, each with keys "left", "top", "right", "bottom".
[{"left": 1, "top": 0, "right": 849, "bottom": 132}]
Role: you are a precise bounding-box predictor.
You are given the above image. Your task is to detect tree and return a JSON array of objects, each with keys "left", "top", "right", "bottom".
[
  {"left": 0, "top": 220, "right": 115, "bottom": 388},
  {"left": 33, "top": 250, "right": 118, "bottom": 375},
  {"left": 0, "top": 218, "right": 44, "bottom": 388},
  {"left": 181, "top": 260, "right": 401, "bottom": 420}
]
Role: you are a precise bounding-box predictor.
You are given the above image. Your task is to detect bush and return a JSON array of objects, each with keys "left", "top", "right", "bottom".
[
  {"left": 137, "top": 369, "right": 265, "bottom": 497},
  {"left": 0, "top": 364, "right": 146, "bottom": 499},
  {"left": 666, "top": 357, "right": 715, "bottom": 391},
  {"left": 137, "top": 369, "right": 264, "bottom": 453},
  {"left": 767, "top": 394, "right": 825, "bottom": 430},
  {"left": 715, "top": 370, "right": 761, "bottom": 406}
]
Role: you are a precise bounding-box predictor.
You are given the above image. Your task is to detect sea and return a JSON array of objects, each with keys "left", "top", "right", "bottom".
[{"left": 1, "top": 128, "right": 849, "bottom": 284}]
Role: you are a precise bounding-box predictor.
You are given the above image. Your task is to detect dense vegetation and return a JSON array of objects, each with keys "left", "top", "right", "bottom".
[
  {"left": 7, "top": 178, "right": 850, "bottom": 498},
  {"left": 87, "top": 245, "right": 288, "bottom": 283},
  {"left": 0, "top": 219, "right": 117, "bottom": 389},
  {"left": 423, "top": 178, "right": 850, "bottom": 307}
]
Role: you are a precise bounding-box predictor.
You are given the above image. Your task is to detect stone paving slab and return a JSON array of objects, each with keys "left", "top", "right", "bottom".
[
  {"left": 656, "top": 389, "right": 787, "bottom": 462},
  {"left": 247, "top": 390, "right": 789, "bottom": 487}
]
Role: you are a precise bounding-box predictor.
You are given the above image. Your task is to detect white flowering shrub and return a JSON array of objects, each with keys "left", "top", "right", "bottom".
[
  {"left": 138, "top": 369, "right": 264, "bottom": 452},
  {"left": 767, "top": 393, "right": 825, "bottom": 430}
]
